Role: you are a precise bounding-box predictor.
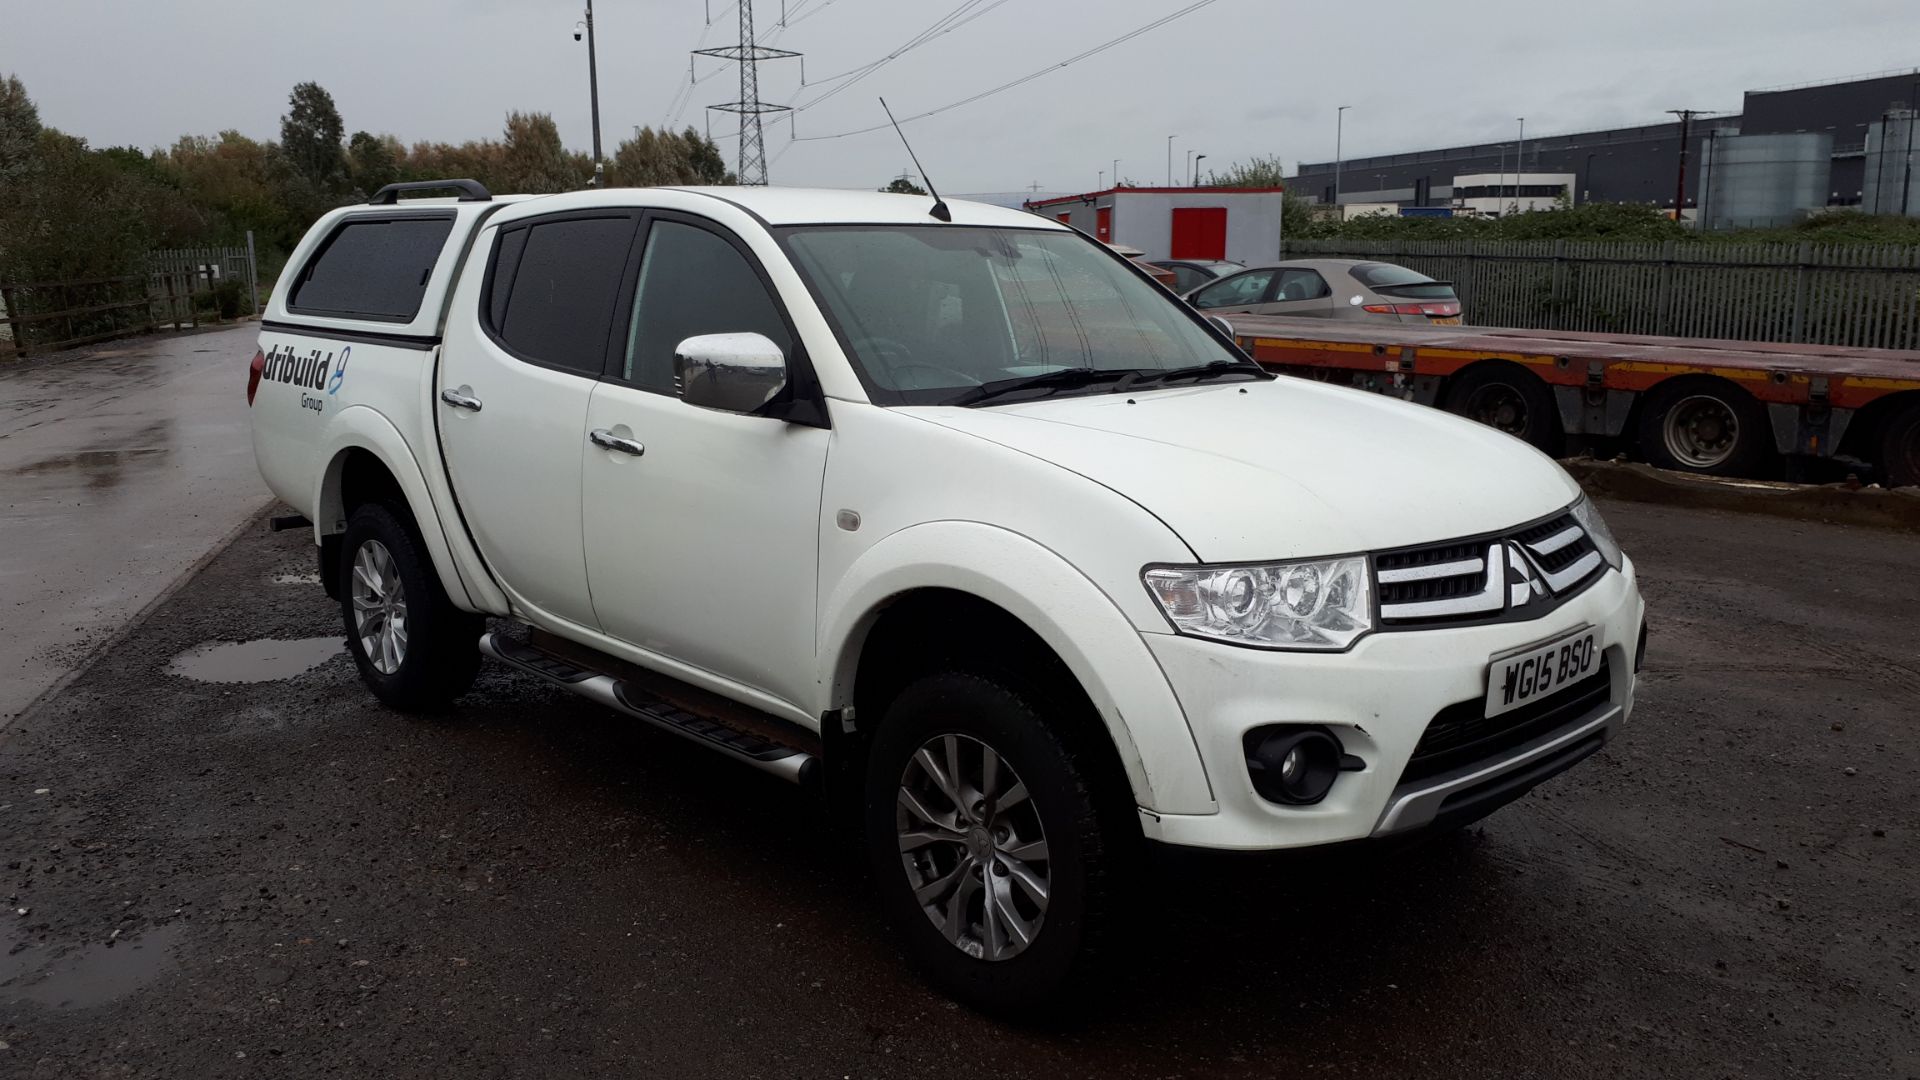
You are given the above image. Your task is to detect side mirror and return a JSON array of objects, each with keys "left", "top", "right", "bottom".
[
  {"left": 674, "top": 332, "right": 788, "bottom": 415},
  {"left": 1206, "top": 314, "right": 1235, "bottom": 339}
]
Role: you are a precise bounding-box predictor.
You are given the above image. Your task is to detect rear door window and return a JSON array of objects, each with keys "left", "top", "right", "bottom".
[
  {"left": 288, "top": 215, "right": 455, "bottom": 321},
  {"left": 1274, "top": 269, "right": 1331, "bottom": 300},
  {"left": 485, "top": 215, "right": 639, "bottom": 376}
]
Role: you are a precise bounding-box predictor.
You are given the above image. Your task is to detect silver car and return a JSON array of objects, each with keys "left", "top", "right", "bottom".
[{"left": 1185, "top": 258, "right": 1463, "bottom": 325}]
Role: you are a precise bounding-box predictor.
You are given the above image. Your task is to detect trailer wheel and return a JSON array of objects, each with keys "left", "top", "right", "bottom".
[
  {"left": 1443, "top": 363, "right": 1559, "bottom": 453},
  {"left": 1636, "top": 377, "right": 1771, "bottom": 477},
  {"left": 1879, "top": 400, "right": 1920, "bottom": 488}
]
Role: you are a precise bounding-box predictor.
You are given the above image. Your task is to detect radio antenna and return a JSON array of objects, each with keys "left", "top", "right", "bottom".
[{"left": 879, "top": 97, "right": 950, "bottom": 222}]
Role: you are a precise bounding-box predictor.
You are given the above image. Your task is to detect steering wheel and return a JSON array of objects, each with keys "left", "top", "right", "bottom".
[{"left": 850, "top": 335, "right": 980, "bottom": 390}]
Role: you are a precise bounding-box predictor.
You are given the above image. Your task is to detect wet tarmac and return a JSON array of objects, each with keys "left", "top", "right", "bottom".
[
  {"left": 0, "top": 502, "right": 1915, "bottom": 1077},
  {"left": 167, "top": 637, "right": 343, "bottom": 684},
  {"left": 0, "top": 327, "right": 271, "bottom": 724}
]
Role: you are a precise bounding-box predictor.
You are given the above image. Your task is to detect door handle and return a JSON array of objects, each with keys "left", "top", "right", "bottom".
[
  {"left": 439, "top": 388, "right": 483, "bottom": 412},
  {"left": 589, "top": 428, "right": 645, "bottom": 456}
]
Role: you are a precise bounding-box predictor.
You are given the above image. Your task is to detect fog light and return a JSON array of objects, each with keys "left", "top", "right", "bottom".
[{"left": 1244, "top": 727, "right": 1359, "bottom": 806}]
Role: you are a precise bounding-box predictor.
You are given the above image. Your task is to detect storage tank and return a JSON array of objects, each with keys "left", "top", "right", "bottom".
[
  {"left": 1698, "top": 131, "right": 1833, "bottom": 229},
  {"left": 1862, "top": 108, "right": 1919, "bottom": 216}
]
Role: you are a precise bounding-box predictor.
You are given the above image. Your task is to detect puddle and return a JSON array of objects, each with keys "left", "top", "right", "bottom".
[
  {"left": 0, "top": 922, "right": 186, "bottom": 1009},
  {"left": 169, "top": 637, "right": 342, "bottom": 683}
]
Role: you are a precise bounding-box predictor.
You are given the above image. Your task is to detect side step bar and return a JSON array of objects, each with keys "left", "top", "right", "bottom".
[{"left": 478, "top": 631, "right": 818, "bottom": 785}]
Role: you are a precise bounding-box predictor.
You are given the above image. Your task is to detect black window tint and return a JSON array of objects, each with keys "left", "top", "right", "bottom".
[
  {"left": 495, "top": 216, "right": 636, "bottom": 375},
  {"left": 624, "top": 220, "right": 792, "bottom": 392},
  {"left": 1350, "top": 262, "right": 1435, "bottom": 287},
  {"left": 289, "top": 216, "right": 454, "bottom": 320},
  {"left": 486, "top": 226, "right": 529, "bottom": 330}
]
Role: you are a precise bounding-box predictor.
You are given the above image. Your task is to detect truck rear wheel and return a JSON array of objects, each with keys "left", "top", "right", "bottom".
[
  {"left": 1444, "top": 363, "right": 1560, "bottom": 453},
  {"left": 1879, "top": 400, "right": 1920, "bottom": 488},
  {"left": 864, "top": 670, "right": 1127, "bottom": 1016},
  {"left": 1636, "top": 377, "right": 1771, "bottom": 477},
  {"left": 338, "top": 503, "right": 483, "bottom": 711}
]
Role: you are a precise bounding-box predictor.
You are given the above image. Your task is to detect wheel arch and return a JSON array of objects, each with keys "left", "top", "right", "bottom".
[
  {"left": 312, "top": 407, "right": 484, "bottom": 612},
  {"left": 817, "top": 522, "right": 1217, "bottom": 819}
]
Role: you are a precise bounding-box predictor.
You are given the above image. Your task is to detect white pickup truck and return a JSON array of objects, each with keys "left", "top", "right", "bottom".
[{"left": 250, "top": 179, "right": 1645, "bottom": 1012}]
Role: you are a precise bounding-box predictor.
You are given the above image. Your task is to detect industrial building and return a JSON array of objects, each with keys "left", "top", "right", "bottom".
[
  {"left": 1022, "top": 187, "right": 1286, "bottom": 262},
  {"left": 1291, "top": 68, "right": 1920, "bottom": 227}
]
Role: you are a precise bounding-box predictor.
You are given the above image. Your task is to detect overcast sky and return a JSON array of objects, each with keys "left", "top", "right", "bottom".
[{"left": 5, "top": 0, "right": 1919, "bottom": 198}]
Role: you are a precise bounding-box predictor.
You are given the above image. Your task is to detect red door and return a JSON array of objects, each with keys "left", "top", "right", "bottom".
[
  {"left": 1056, "top": 212, "right": 1071, "bottom": 225},
  {"left": 1095, "top": 206, "right": 1112, "bottom": 243},
  {"left": 1170, "top": 206, "right": 1227, "bottom": 259}
]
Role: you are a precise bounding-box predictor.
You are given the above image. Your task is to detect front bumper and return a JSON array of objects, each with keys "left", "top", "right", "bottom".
[{"left": 1137, "top": 557, "right": 1644, "bottom": 851}]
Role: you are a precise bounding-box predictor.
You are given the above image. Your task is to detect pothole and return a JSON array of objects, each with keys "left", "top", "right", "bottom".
[
  {"left": 0, "top": 922, "right": 186, "bottom": 1009},
  {"left": 168, "top": 637, "right": 342, "bottom": 683}
]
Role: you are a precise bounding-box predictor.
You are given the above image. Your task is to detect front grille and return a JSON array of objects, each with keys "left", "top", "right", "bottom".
[
  {"left": 1399, "top": 657, "right": 1611, "bottom": 785},
  {"left": 1374, "top": 510, "right": 1604, "bottom": 627}
]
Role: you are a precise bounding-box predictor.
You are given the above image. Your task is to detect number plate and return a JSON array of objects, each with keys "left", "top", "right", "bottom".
[
  {"left": 1430, "top": 315, "right": 1463, "bottom": 325},
  {"left": 1485, "top": 626, "right": 1599, "bottom": 718}
]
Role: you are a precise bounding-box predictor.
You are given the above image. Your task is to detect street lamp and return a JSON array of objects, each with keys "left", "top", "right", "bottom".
[
  {"left": 1514, "top": 117, "right": 1525, "bottom": 214},
  {"left": 576, "top": 0, "right": 604, "bottom": 187},
  {"left": 1167, "top": 135, "right": 1176, "bottom": 186},
  {"left": 1185, "top": 148, "right": 1194, "bottom": 186},
  {"left": 1112, "top": 158, "right": 1121, "bottom": 188},
  {"left": 1193, "top": 153, "right": 1206, "bottom": 185},
  {"left": 1334, "top": 105, "right": 1350, "bottom": 209}
]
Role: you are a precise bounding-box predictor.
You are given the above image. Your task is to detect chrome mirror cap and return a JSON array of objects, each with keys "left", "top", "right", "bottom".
[{"left": 674, "top": 332, "right": 788, "bottom": 414}]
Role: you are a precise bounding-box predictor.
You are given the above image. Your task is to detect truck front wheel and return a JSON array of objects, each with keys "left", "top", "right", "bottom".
[
  {"left": 864, "top": 671, "right": 1128, "bottom": 1016},
  {"left": 337, "top": 503, "right": 483, "bottom": 711}
]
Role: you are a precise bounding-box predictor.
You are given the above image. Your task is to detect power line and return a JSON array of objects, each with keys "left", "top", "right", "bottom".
[
  {"left": 695, "top": 0, "right": 800, "bottom": 185},
  {"left": 789, "top": 0, "right": 1224, "bottom": 143},
  {"left": 793, "top": 0, "right": 1014, "bottom": 102}
]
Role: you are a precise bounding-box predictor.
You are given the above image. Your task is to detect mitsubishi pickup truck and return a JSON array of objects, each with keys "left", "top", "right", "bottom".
[{"left": 249, "top": 178, "right": 1647, "bottom": 1012}]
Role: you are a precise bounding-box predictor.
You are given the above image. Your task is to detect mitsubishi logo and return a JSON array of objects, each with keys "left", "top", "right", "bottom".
[{"left": 1502, "top": 540, "right": 1548, "bottom": 608}]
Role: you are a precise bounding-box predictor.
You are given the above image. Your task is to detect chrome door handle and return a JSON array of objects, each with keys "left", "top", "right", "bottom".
[
  {"left": 589, "top": 428, "right": 645, "bottom": 456},
  {"left": 439, "top": 388, "right": 483, "bottom": 412}
]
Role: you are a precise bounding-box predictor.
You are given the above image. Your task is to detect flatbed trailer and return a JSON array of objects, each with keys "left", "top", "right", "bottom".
[{"left": 1227, "top": 315, "right": 1920, "bottom": 487}]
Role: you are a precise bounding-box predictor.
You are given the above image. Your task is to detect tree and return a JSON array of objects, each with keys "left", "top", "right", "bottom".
[
  {"left": 346, "top": 131, "right": 400, "bottom": 195},
  {"left": 501, "top": 111, "right": 578, "bottom": 193},
  {"left": 1202, "top": 154, "right": 1287, "bottom": 188},
  {"left": 607, "top": 126, "right": 733, "bottom": 187},
  {"left": 279, "top": 81, "right": 345, "bottom": 193},
  {"left": 881, "top": 174, "right": 926, "bottom": 195},
  {"left": 0, "top": 73, "right": 42, "bottom": 189}
]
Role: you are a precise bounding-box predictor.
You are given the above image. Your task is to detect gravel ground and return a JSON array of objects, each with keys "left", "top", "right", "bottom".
[{"left": 0, "top": 499, "right": 1914, "bottom": 1078}]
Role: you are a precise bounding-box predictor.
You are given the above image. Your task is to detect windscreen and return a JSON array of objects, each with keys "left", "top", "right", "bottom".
[{"left": 781, "top": 225, "right": 1236, "bottom": 405}]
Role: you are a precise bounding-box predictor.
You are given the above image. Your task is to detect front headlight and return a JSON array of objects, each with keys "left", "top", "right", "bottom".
[
  {"left": 1570, "top": 495, "right": 1623, "bottom": 570},
  {"left": 1143, "top": 556, "right": 1373, "bottom": 651}
]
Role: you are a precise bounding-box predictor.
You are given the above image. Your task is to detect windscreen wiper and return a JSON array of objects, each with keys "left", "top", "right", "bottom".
[
  {"left": 1122, "top": 359, "right": 1270, "bottom": 389},
  {"left": 948, "top": 367, "right": 1148, "bottom": 406}
]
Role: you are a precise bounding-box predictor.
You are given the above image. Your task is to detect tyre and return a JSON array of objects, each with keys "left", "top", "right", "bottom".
[
  {"left": 1878, "top": 400, "right": 1920, "bottom": 488},
  {"left": 337, "top": 502, "right": 483, "bottom": 711},
  {"left": 1635, "top": 377, "right": 1772, "bottom": 477},
  {"left": 863, "top": 670, "right": 1128, "bottom": 1016},
  {"left": 1444, "top": 363, "right": 1560, "bottom": 453}
]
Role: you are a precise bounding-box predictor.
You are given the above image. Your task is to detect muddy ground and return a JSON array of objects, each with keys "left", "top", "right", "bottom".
[{"left": 0, "top": 500, "right": 1914, "bottom": 1078}]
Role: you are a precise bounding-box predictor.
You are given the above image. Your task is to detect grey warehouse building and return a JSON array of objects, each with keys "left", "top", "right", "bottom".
[{"left": 1292, "top": 68, "right": 1920, "bottom": 227}]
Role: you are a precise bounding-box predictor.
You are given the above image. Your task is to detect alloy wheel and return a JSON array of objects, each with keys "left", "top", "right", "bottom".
[
  {"left": 350, "top": 539, "right": 409, "bottom": 675},
  {"left": 896, "top": 733, "right": 1051, "bottom": 962}
]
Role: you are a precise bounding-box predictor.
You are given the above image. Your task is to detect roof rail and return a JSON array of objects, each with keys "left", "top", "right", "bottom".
[{"left": 368, "top": 179, "right": 492, "bottom": 205}]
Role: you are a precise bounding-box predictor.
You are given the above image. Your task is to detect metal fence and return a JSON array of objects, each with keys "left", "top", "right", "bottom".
[
  {"left": 1280, "top": 238, "right": 1920, "bottom": 350},
  {"left": 1, "top": 240, "right": 258, "bottom": 359}
]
